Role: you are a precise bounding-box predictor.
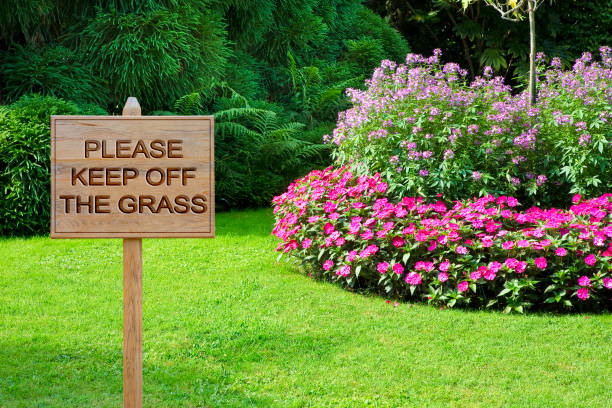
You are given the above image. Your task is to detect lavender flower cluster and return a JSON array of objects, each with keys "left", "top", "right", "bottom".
[{"left": 326, "top": 48, "right": 612, "bottom": 207}]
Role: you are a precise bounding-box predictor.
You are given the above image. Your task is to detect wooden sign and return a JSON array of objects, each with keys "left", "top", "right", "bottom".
[
  {"left": 50, "top": 110, "right": 214, "bottom": 238},
  {"left": 50, "top": 98, "right": 214, "bottom": 408}
]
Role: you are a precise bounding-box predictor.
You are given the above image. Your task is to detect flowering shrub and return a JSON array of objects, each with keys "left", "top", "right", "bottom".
[
  {"left": 325, "top": 48, "right": 612, "bottom": 207},
  {"left": 273, "top": 167, "right": 612, "bottom": 312}
]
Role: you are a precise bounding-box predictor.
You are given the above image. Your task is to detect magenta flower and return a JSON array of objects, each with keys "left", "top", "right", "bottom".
[
  {"left": 470, "top": 271, "right": 481, "bottom": 280},
  {"left": 489, "top": 261, "right": 502, "bottom": 272},
  {"left": 337, "top": 265, "right": 351, "bottom": 277},
  {"left": 347, "top": 250, "right": 357, "bottom": 262},
  {"left": 577, "top": 287, "right": 589, "bottom": 300},
  {"left": 458, "top": 281, "right": 469, "bottom": 292},
  {"left": 603, "top": 277, "right": 612, "bottom": 289},
  {"left": 584, "top": 254, "right": 597, "bottom": 266},
  {"left": 505, "top": 258, "right": 519, "bottom": 269},
  {"left": 517, "top": 240, "right": 530, "bottom": 248},
  {"left": 392, "top": 263, "right": 404, "bottom": 275},
  {"left": 376, "top": 182, "right": 388, "bottom": 193},
  {"left": 515, "top": 261, "right": 527, "bottom": 273},
  {"left": 507, "top": 197, "right": 519, "bottom": 207},
  {"left": 405, "top": 272, "right": 422, "bottom": 285},
  {"left": 302, "top": 239, "right": 312, "bottom": 249},
  {"left": 578, "top": 276, "right": 591, "bottom": 287},
  {"left": 323, "top": 223, "right": 335, "bottom": 234},
  {"left": 392, "top": 236, "right": 404, "bottom": 247},
  {"left": 438, "top": 272, "right": 448, "bottom": 282},
  {"left": 555, "top": 247, "right": 567, "bottom": 257},
  {"left": 439, "top": 259, "right": 450, "bottom": 272},
  {"left": 377, "top": 262, "right": 389, "bottom": 274},
  {"left": 534, "top": 257, "right": 547, "bottom": 270},
  {"left": 456, "top": 246, "right": 468, "bottom": 255},
  {"left": 502, "top": 241, "right": 515, "bottom": 250},
  {"left": 323, "top": 260, "right": 333, "bottom": 271},
  {"left": 484, "top": 269, "right": 496, "bottom": 281}
]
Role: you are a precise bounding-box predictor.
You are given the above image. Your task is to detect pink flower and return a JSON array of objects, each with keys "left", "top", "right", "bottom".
[
  {"left": 502, "top": 241, "right": 515, "bottom": 250},
  {"left": 335, "top": 237, "right": 346, "bottom": 246},
  {"left": 572, "top": 194, "right": 582, "bottom": 204},
  {"left": 603, "top": 277, "right": 612, "bottom": 289},
  {"left": 458, "top": 281, "right": 469, "bottom": 292},
  {"left": 438, "top": 272, "right": 448, "bottom": 282},
  {"left": 347, "top": 250, "right": 357, "bottom": 262},
  {"left": 307, "top": 216, "right": 320, "bottom": 223},
  {"left": 427, "top": 241, "right": 437, "bottom": 251},
  {"left": 484, "top": 269, "right": 496, "bottom": 280},
  {"left": 302, "top": 238, "right": 312, "bottom": 249},
  {"left": 439, "top": 259, "right": 450, "bottom": 271},
  {"left": 517, "top": 240, "right": 530, "bottom": 248},
  {"left": 323, "top": 260, "right": 333, "bottom": 271},
  {"left": 405, "top": 272, "right": 422, "bottom": 285},
  {"left": 360, "top": 230, "right": 374, "bottom": 240},
  {"left": 534, "top": 257, "right": 547, "bottom": 270},
  {"left": 376, "top": 182, "right": 387, "bottom": 193},
  {"left": 507, "top": 197, "right": 519, "bottom": 207},
  {"left": 489, "top": 261, "right": 502, "bottom": 272},
  {"left": 584, "top": 254, "right": 597, "bottom": 266},
  {"left": 323, "top": 223, "right": 335, "bottom": 234},
  {"left": 392, "top": 263, "right": 404, "bottom": 275},
  {"left": 392, "top": 236, "right": 404, "bottom": 247},
  {"left": 578, "top": 276, "right": 591, "bottom": 287},
  {"left": 505, "top": 258, "right": 519, "bottom": 269},
  {"left": 337, "top": 265, "right": 351, "bottom": 277},
  {"left": 555, "top": 247, "right": 567, "bottom": 257},
  {"left": 470, "top": 271, "right": 481, "bottom": 280},
  {"left": 481, "top": 236, "right": 494, "bottom": 247},
  {"left": 577, "top": 287, "right": 589, "bottom": 300},
  {"left": 423, "top": 262, "right": 434, "bottom": 272},
  {"left": 456, "top": 246, "right": 468, "bottom": 255},
  {"left": 437, "top": 235, "right": 448, "bottom": 245},
  {"left": 377, "top": 262, "right": 389, "bottom": 274},
  {"left": 515, "top": 261, "right": 527, "bottom": 273}
]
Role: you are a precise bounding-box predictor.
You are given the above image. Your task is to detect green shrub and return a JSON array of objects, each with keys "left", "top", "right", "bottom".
[
  {"left": 0, "top": 94, "right": 105, "bottom": 235},
  {"left": 80, "top": 6, "right": 229, "bottom": 111},
  {"left": 173, "top": 91, "right": 330, "bottom": 209},
  {"left": 0, "top": 45, "right": 108, "bottom": 105}
]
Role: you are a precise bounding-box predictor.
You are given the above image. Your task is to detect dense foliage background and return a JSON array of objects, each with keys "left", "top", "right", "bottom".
[{"left": 1, "top": 0, "right": 610, "bottom": 235}]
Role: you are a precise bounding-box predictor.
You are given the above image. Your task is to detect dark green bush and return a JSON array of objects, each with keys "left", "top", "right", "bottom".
[
  {"left": 0, "top": 94, "right": 105, "bottom": 235},
  {"left": 173, "top": 91, "right": 330, "bottom": 209},
  {"left": 0, "top": 45, "right": 108, "bottom": 105},
  {"left": 79, "top": 6, "right": 229, "bottom": 111}
]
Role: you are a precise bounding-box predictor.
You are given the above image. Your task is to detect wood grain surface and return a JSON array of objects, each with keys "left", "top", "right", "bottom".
[{"left": 50, "top": 115, "right": 214, "bottom": 238}]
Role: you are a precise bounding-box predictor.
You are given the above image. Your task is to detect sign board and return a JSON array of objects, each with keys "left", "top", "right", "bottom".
[{"left": 50, "top": 115, "right": 214, "bottom": 238}]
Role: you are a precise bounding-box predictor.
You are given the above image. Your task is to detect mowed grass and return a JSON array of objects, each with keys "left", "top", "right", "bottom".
[{"left": 0, "top": 209, "right": 610, "bottom": 407}]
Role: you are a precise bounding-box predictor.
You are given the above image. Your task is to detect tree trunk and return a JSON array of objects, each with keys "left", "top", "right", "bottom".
[{"left": 528, "top": 0, "right": 536, "bottom": 108}]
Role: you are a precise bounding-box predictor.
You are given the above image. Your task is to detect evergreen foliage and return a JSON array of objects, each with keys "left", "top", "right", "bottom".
[{"left": 0, "top": 95, "right": 105, "bottom": 235}]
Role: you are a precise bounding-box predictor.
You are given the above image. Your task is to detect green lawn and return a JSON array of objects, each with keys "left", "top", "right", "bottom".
[{"left": 0, "top": 209, "right": 610, "bottom": 407}]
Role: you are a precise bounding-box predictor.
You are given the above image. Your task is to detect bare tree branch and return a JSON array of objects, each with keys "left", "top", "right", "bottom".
[{"left": 485, "top": 0, "right": 526, "bottom": 22}]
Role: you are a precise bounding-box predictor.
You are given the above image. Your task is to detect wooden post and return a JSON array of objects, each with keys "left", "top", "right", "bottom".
[{"left": 122, "top": 97, "right": 142, "bottom": 408}]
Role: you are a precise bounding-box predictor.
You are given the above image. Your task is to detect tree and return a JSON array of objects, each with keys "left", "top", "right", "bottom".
[{"left": 467, "top": 1, "right": 548, "bottom": 107}]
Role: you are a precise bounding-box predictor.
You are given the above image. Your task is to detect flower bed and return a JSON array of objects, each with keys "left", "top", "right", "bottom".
[
  {"left": 326, "top": 48, "right": 612, "bottom": 207},
  {"left": 273, "top": 167, "right": 612, "bottom": 312}
]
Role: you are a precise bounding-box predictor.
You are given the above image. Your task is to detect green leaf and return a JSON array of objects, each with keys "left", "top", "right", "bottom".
[
  {"left": 355, "top": 265, "right": 362, "bottom": 278},
  {"left": 498, "top": 288, "right": 511, "bottom": 297},
  {"left": 403, "top": 253, "right": 410, "bottom": 263}
]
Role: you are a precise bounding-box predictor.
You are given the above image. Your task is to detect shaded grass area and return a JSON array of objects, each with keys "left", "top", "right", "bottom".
[{"left": 0, "top": 209, "right": 610, "bottom": 407}]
